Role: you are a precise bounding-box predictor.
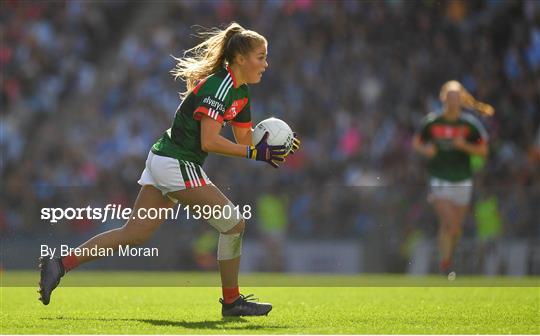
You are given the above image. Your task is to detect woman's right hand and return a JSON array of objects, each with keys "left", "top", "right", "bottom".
[
  {"left": 412, "top": 134, "right": 437, "bottom": 159},
  {"left": 422, "top": 143, "right": 437, "bottom": 158}
]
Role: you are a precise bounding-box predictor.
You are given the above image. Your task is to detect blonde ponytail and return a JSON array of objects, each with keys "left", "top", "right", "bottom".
[
  {"left": 171, "top": 22, "right": 266, "bottom": 99},
  {"left": 440, "top": 80, "right": 495, "bottom": 117}
]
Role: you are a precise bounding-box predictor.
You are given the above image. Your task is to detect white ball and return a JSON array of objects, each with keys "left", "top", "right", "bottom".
[{"left": 252, "top": 117, "right": 294, "bottom": 153}]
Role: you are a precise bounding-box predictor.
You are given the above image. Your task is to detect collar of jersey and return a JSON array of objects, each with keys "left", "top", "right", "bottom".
[{"left": 225, "top": 65, "right": 239, "bottom": 88}]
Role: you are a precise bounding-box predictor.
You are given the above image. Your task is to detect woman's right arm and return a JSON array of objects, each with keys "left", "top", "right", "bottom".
[
  {"left": 412, "top": 134, "right": 437, "bottom": 158},
  {"left": 200, "top": 116, "right": 248, "bottom": 157}
]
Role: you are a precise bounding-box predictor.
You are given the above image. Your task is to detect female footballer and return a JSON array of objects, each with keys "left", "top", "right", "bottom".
[
  {"left": 412, "top": 80, "right": 493, "bottom": 276},
  {"left": 39, "top": 22, "right": 299, "bottom": 317}
]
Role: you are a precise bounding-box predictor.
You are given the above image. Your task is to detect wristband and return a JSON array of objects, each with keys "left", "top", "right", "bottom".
[{"left": 246, "top": 146, "right": 257, "bottom": 159}]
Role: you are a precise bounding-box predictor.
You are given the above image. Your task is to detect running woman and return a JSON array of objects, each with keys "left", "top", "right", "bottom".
[
  {"left": 38, "top": 22, "right": 300, "bottom": 316},
  {"left": 412, "top": 80, "right": 493, "bottom": 275}
]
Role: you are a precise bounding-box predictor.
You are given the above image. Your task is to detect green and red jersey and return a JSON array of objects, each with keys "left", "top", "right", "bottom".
[
  {"left": 152, "top": 66, "right": 252, "bottom": 165},
  {"left": 418, "top": 111, "right": 488, "bottom": 182}
]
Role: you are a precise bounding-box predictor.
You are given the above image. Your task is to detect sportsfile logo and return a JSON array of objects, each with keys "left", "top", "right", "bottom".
[
  {"left": 202, "top": 96, "right": 225, "bottom": 113},
  {"left": 40, "top": 204, "right": 251, "bottom": 223},
  {"left": 40, "top": 204, "right": 181, "bottom": 224}
]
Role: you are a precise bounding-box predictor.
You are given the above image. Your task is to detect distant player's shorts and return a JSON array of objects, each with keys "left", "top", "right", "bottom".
[
  {"left": 429, "top": 177, "right": 472, "bottom": 206},
  {"left": 138, "top": 151, "right": 212, "bottom": 197}
]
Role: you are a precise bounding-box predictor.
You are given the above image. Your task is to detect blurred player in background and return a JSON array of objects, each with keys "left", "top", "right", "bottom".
[
  {"left": 38, "top": 22, "right": 299, "bottom": 316},
  {"left": 412, "top": 80, "right": 493, "bottom": 276}
]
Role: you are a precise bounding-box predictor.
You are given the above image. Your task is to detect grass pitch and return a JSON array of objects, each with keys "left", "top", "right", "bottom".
[{"left": 1, "top": 272, "right": 538, "bottom": 334}]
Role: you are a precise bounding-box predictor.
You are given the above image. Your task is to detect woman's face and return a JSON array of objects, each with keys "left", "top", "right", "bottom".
[
  {"left": 445, "top": 90, "right": 461, "bottom": 110},
  {"left": 239, "top": 42, "right": 268, "bottom": 84}
]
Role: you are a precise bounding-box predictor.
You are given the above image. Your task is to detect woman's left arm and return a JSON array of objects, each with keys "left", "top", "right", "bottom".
[
  {"left": 453, "top": 138, "right": 489, "bottom": 157},
  {"left": 232, "top": 126, "right": 253, "bottom": 146}
]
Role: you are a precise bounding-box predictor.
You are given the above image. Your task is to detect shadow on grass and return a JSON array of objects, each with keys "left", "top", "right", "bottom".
[{"left": 41, "top": 316, "right": 287, "bottom": 330}]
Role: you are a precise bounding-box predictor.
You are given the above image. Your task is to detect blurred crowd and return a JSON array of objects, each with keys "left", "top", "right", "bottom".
[{"left": 2, "top": 1, "right": 539, "bottom": 246}]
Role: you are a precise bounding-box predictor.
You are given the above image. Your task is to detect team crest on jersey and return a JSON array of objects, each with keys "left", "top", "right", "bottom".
[
  {"left": 224, "top": 98, "right": 248, "bottom": 120},
  {"left": 431, "top": 125, "right": 471, "bottom": 139}
]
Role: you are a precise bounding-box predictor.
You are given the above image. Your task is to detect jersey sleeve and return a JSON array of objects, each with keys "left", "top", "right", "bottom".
[
  {"left": 193, "top": 76, "right": 232, "bottom": 125},
  {"left": 230, "top": 100, "right": 252, "bottom": 128},
  {"left": 463, "top": 114, "right": 489, "bottom": 144},
  {"left": 417, "top": 113, "right": 436, "bottom": 142}
]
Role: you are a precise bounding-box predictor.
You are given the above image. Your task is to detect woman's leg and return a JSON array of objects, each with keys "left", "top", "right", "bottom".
[
  {"left": 38, "top": 185, "right": 174, "bottom": 305},
  {"left": 168, "top": 184, "right": 271, "bottom": 316},
  {"left": 73, "top": 185, "right": 175, "bottom": 264},
  {"left": 447, "top": 203, "right": 469, "bottom": 257},
  {"left": 432, "top": 198, "right": 458, "bottom": 272},
  {"left": 168, "top": 185, "right": 243, "bottom": 290}
]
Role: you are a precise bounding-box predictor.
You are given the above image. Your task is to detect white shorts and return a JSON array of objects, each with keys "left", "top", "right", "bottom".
[
  {"left": 429, "top": 177, "right": 473, "bottom": 206},
  {"left": 138, "top": 151, "right": 241, "bottom": 232},
  {"left": 137, "top": 151, "right": 212, "bottom": 197}
]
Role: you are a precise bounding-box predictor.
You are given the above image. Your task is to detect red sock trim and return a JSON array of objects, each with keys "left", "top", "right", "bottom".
[
  {"left": 61, "top": 254, "right": 80, "bottom": 272},
  {"left": 222, "top": 287, "right": 240, "bottom": 304},
  {"left": 440, "top": 259, "right": 451, "bottom": 272}
]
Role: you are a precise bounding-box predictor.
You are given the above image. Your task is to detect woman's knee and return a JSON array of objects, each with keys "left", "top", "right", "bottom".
[
  {"left": 451, "top": 223, "right": 463, "bottom": 237},
  {"left": 224, "top": 218, "right": 245, "bottom": 235},
  {"left": 217, "top": 218, "right": 245, "bottom": 261},
  {"left": 439, "top": 220, "right": 452, "bottom": 234}
]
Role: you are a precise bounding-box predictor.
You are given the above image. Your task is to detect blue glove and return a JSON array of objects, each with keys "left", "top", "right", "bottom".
[{"left": 247, "top": 132, "right": 287, "bottom": 168}]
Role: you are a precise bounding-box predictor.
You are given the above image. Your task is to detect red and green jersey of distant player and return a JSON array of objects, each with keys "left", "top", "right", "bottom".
[{"left": 418, "top": 112, "right": 488, "bottom": 182}]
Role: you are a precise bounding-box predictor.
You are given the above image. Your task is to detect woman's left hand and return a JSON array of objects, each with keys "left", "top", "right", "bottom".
[{"left": 453, "top": 137, "right": 467, "bottom": 150}]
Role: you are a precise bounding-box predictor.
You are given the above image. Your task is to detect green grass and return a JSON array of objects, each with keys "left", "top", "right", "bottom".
[
  {"left": 1, "top": 272, "right": 539, "bottom": 334},
  {"left": 3, "top": 271, "right": 539, "bottom": 287}
]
